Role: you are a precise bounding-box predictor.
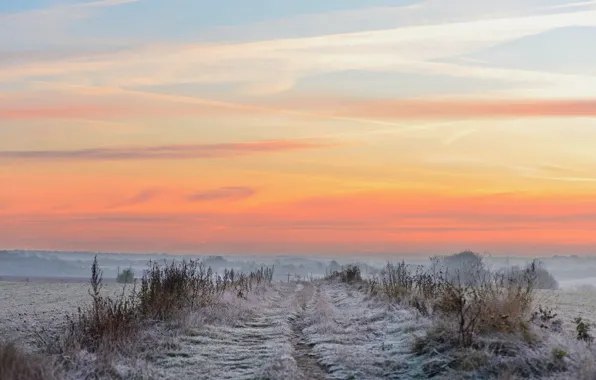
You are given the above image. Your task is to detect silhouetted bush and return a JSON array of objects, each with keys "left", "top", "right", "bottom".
[
  {"left": 326, "top": 265, "right": 362, "bottom": 283},
  {"left": 116, "top": 267, "right": 135, "bottom": 284},
  {"left": 499, "top": 261, "right": 559, "bottom": 290}
]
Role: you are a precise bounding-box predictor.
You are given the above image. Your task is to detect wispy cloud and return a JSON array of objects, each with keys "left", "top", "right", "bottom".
[
  {"left": 273, "top": 97, "right": 596, "bottom": 119},
  {"left": 74, "top": 0, "right": 142, "bottom": 9},
  {"left": 538, "top": 176, "right": 596, "bottom": 182},
  {"left": 0, "top": 139, "right": 338, "bottom": 162},
  {"left": 187, "top": 187, "right": 256, "bottom": 202},
  {"left": 4, "top": 82, "right": 408, "bottom": 128},
  {"left": 4, "top": 90, "right": 596, "bottom": 122},
  {"left": 442, "top": 128, "right": 478, "bottom": 146},
  {"left": 106, "top": 188, "right": 161, "bottom": 209},
  {"left": 546, "top": 0, "right": 596, "bottom": 10},
  {"left": 0, "top": 0, "right": 141, "bottom": 48},
  {"left": 3, "top": 4, "right": 596, "bottom": 97}
]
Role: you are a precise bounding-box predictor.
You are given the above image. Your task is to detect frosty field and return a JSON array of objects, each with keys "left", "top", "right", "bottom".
[
  {"left": 0, "top": 279, "right": 430, "bottom": 379},
  {"left": 3, "top": 278, "right": 596, "bottom": 379}
]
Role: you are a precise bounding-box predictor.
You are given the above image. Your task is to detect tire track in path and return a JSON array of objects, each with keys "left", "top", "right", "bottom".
[{"left": 290, "top": 282, "right": 330, "bottom": 380}]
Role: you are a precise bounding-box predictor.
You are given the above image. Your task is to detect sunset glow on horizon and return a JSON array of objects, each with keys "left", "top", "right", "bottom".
[{"left": 2, "top": 0, "right": 596, "bottom": 255}]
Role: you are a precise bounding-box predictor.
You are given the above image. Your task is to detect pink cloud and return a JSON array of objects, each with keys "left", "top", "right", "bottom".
[
  {"left": 274, "top": 97, "right": 596, "bottom": 120},
  {"left": 187, "top": 187, "right": 256, "bottom": 202},
  {"left": 0, "top": 139, "right": 338, "bottom": 162},
  {"left": 4, "top": 97, "right": 596, "bottom": 122}
]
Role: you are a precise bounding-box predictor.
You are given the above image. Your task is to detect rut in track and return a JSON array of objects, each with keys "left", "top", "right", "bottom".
[{"left": 290, "top": 282, "right": 329, "bottom": 380}]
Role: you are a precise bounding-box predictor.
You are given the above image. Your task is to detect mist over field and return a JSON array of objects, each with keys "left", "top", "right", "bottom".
[
  {"left": 0, "top": 249, "right": 384, "bottom": 282},
  {"left": 3, "top": 249, "right": 596, "bottom": 379},
  {"left": 3, "top": 249, "right": 596, "bottom": 288}
]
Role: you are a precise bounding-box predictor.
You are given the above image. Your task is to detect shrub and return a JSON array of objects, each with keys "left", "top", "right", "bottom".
[
  {"left": 552, "top": 347, "right": 567, "bottom": 361},
  {"left": 65, "top": 256, "right": 140, "bottom": 352},
  {"left": 574, "top": 317, "right": 593, "bottom": 343},
  {"left": 365, "top": 254, "right": 538, "bottom": 347},
  {"left": 65, "top": 256, "right": 275, "bottom": 353},
  {"left": 326, "top": 265, "right": 362, "bottom": 283},
  {"left": 531, "top": 306, "right": 560, "bottom": 330},
  {"left": 500, "top": 261, "right": 558, "bottom": 290},
  {"left": 0, "top": 341, "right": 60, "bottom": 380},
  {"left": 116, "top": 267, "right": 135, "bottom": 284}
]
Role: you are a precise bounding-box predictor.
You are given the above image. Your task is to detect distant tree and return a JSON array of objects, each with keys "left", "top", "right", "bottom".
[
  {"left": 442, "top": 250, "right": 484, "bottom": 269},
  {"left": 116, "top": 267, "right": 135, "bottom": 284},
  {"left": 329, "top": 260, "right": 341, "bottom": 272},
  {"left": 500, "top": 261, "right": 559, "bottom": 290},
  {"left": 436, "top": 250, "right": 489, "bottom": 286}
]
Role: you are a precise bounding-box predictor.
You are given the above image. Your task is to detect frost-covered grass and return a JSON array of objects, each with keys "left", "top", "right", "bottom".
[
  {"left": 0, "top": 257, "right": 277, "bottom": 380},
  {"left": 153, "top": 283, "right": 305, "bottom": 379},
  {"left": 0, "top": 281, "right": 126, "bottom": 347},
  {"left": 302, "top": 281, "right": 431, "bottom": 379},
  {"left": 0, "top": 340, "right": 61, "bottom": 380},
  {"left": 537, "top": 288, "right": 596, "bottom": 330},
  {"left": 4, "top": 271, "right": 596, "bottom": 379},
  {"left": 306, "top": 273, "right": 596, "bottom": 379}
]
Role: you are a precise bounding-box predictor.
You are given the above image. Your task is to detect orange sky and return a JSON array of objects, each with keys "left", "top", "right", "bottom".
[{"left": 2, "top": 0, "right": 596, "bottom": 255}]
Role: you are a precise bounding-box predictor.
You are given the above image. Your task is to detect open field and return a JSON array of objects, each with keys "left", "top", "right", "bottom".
[
  {"left": 0, "top": 281, "right": 128, "bottom": 347},
  {"left": 0, "top": 280, "right": 429, "bottom": 379},
  {"left": 3, "top": 276, "right": 596, "bottom": 379}
]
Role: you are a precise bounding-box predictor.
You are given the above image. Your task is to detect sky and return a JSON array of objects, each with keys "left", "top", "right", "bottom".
[{"left": 2, "top": 0, "right": 596, "bottom": 256}]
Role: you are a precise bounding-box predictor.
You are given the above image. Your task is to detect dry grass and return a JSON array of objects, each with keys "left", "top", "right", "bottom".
[
  {"left": 327, "top": 253, "right": 596, "bottom": 379},
  {"left": 363, "top": 255, "right": 539, "bottom": 347},
  {"left": 19, "top": 256, "right": 276, "bottom": 379},
  {"left": 0, "top": 340, "right": 60, "bottom": 380},
  {"left": 59, "top": 256, "right": 275, "bottom": 354}
]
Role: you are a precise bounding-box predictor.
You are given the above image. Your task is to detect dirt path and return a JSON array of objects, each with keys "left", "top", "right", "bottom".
[
  {"left": 152, "top": 283, "right": 300, "bottom": 380},
  {"left": 150, "top": 281, "right": 334, "bottom": 380},
  {"left": 290, "top": 283, "right": 330, "bottom": 380}
]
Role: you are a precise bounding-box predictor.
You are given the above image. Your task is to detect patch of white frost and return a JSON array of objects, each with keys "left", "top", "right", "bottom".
[
  {"left": 153, "top": 283, "right": 304, "bottom": 380},
  {"left": 301, "top": 281, "right": 431, "bottom": 379}
]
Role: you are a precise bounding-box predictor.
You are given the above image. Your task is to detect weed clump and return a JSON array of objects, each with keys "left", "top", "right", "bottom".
[
  {"left": 353, "top": 253, "right": 595, "bottom": 379},
  {"left": 325, "top": 265, "right": 362, "bottom": 283},
  {"left": 574, "top": 317, "right": 593, "bottom": 343},
  {"left": 366, "top": 254, "right": 541, "bottom": 347},
  {"left": 64, "top": 256, "right": 274, "bottom": 353},
  {"left": 0, "top": 340, "right": 60, "bottom": 380}
]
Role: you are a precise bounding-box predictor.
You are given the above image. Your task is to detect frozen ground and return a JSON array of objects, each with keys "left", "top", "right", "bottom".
[
  {"left": 0, "top": 280, "right": 431, "bottom": 379},
  {"left": 535, "top": 288, "right": 596, "bottom": 332},
  {"left": 0, "top": 281, "right": 128, "bottom": 348},
  {"left": 149, "top": 281, "right": 431, "bottom": 379},
  {"left": 2, "top": 280, "right": 596, "bottom": 379}
]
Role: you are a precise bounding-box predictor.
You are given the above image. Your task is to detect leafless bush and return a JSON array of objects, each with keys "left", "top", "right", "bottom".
[
  {"left": 498, "top": 261, "right": 559, "bottom": 290},
  {"left": 367, "top": 252, "right": 539, "bottom": 347},
  {"left": 116, "top": 267, "right": 135, "bottom": 284},
  {"left": 325, "top": 265, "right": 362, "bottom": 283},
  {"left": 64, "top": 256, "right": 275, "bottom": 354},
  {"left": 64, "top": 256, "right": 141, "bottom": 353},
  {"left": 434, "top": 265, "right": 534, "bottom": 346}
]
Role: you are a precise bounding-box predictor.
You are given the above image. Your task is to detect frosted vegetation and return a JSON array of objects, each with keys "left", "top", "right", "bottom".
[{"left": 2, "top": 252, "right": 596, "bottom": 379}]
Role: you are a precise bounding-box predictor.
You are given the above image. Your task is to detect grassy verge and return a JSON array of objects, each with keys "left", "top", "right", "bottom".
[
  {"left": 329, "top": 252, "right": 595, "bottom": 379},
  {"left": 16, "top": 256, "right": 275, "bottom": 379},
  {"left": 0, "top": 340, "right": 61, "bottom": 380}
]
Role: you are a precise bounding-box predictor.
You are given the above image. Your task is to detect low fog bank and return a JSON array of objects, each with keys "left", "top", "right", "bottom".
[
  {"left": 1, "top": 249, "right": 594, "bottom": 288},
  {"left": 0, "top": 250, "right": 386, "bottom": 282},
  {"left": 483, "top": 256, "right": 596, "bottom": 290}
]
